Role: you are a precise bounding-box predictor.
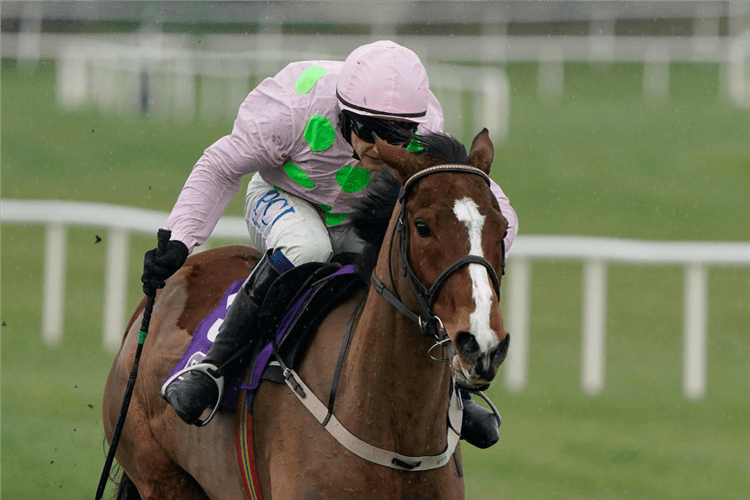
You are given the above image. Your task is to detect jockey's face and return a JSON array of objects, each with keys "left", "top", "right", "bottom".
[
  {"left": 351, "top": 131, "right": 387, "bottom": 171},
  {"left": 349, "top": 115, "right": 418, "bottom": 172}
]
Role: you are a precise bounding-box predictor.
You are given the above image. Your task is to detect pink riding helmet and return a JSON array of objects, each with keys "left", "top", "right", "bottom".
[{"left": 336, "top": 40, "right": 430, "bottom": 121}]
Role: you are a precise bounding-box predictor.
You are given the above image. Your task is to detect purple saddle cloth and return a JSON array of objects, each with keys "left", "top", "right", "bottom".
[{"left": 164, "top": 265, "right": 358, "bottom": 412}]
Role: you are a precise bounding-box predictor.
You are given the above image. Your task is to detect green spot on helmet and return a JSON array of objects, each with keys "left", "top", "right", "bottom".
[
  {"left": 304, "top": 115, "right": 336, "bottom": 152},
  {"left": 295, "top": 66, "right": 327, "bottom": 94},
  {"left": 335, "top": 166, "right": 371, "bottom": 193},
  {"left": 283, "top": 162, "right": 314, "bottom": 189}
]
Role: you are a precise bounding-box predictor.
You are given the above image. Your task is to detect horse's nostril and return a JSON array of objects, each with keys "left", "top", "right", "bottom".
[
  {"left": 492, "top": 333, "right": 511, "bottom": 365},
  {"left": 456, "top": 331, "right": 480, "bottom": 362}
]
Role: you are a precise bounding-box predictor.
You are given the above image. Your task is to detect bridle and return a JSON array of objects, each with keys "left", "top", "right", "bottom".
[
  {"left": 371, "top": 164, "right": 506, "bottom": 343},
  {"left": 276, "top": 164, "right": 507, "bottom": 471}
]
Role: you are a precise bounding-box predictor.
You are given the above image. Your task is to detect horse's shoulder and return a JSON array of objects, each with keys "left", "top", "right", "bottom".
[
  {"left": 184, "top": 244, "right": 260, "bottom": 268},
  {"left": 175, "top": 245, "right": 261, "bottom": 333},
  {"left": 180, "top": 245, "right": 259, "bottom": 284}
]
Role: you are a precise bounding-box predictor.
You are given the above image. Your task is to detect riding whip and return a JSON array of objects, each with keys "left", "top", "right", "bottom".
[{"left": 95, "top": 228, "right": 171, "bottom": 500}]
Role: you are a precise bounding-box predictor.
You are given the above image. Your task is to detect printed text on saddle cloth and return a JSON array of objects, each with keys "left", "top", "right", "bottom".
[{"left": 169, "top": 280, "right": 244, "bottom": 382}]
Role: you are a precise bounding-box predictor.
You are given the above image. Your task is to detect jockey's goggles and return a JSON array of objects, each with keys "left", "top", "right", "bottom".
[{"left": 343, "top": 110, "right": 419, "bottom": 146}]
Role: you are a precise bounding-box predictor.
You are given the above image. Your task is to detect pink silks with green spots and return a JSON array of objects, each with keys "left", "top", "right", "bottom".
[{"left": 163, "top": 41, "right": 517, "bottom": 259}]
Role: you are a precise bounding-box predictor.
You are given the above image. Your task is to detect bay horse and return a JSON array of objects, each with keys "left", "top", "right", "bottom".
[{"left": 103, "top": 129, "right": 510, "bottom": 500}]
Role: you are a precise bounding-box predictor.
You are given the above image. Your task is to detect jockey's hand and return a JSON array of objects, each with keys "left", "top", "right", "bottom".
[{"left": 141, "top": 240, "right": 189, "bottom": 296}]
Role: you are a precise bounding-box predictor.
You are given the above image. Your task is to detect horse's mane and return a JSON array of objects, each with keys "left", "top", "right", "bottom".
[
  {"left": 350, "top": 132, "right": 469, "bottom": 274},
  {"left": 410, "top": 130, "right": 470, "bottom": 167}
]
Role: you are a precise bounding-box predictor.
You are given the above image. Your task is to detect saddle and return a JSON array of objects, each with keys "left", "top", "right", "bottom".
[{"left": 164, "top": 253, "right": 365, "bottom": 412}]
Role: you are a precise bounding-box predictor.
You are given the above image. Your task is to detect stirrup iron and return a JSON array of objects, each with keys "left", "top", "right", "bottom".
[
  {"left": 161, "top": 363, "right": 225, "bottom": 427},
  {"left": 473, "top": 390, "right": 502, "bottom": 428}
]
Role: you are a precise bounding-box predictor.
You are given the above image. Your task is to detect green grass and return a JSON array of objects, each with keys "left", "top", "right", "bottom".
[
  {"left": 494, "top": 61, "right": 750, "bottom": 241},
  {"left": 2, "top": 58, "right": 750, "bottom": 499}
]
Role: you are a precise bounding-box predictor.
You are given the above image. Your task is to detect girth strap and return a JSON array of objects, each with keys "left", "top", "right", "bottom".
[{"left": 282, "top": 368, "right": 464, "bottom": 472}]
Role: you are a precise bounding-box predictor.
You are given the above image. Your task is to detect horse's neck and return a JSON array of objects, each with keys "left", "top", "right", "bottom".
[
  {"left": 340, "top": 298, "right": 453, "bottom": 455},
  {"left": 336, "top": 226, "right": 453, "bottom": 456}
]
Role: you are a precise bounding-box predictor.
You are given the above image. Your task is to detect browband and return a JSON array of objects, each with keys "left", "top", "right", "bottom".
[{"left": 401, "top": 164, "right": 491, "bottom": 199}]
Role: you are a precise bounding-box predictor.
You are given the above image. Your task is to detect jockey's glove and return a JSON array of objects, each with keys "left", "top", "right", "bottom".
[{"left": 141, "top": 240, "right": 189, "bottom": 296}]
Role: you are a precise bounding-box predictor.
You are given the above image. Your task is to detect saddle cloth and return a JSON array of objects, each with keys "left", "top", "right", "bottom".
[
  {"left": 165, "top": 258, "right": 363, "bottom": 500},
  {"left": 164, "top": 260, "right": 363, "bottom": 412}
]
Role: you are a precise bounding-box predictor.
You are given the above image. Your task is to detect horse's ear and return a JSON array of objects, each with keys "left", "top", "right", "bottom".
[
  {"left": 468, "top": 128, "right": 494, "bottom": 175},
  {"left": 374, "top": 136, "right": 419, "bottom": 184}
]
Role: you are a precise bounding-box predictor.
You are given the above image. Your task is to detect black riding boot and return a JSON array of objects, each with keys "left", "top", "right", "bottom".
[
  {"left": 460, "top": 390, "right": 501, "bottom": 449},
  {"left": 164, "top": 250, "right": 282, "bottom": 426}
]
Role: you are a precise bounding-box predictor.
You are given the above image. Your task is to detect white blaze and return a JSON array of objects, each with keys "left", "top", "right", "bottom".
[{"left": 453, "top": 198, "right": 497, "bottom": 353}]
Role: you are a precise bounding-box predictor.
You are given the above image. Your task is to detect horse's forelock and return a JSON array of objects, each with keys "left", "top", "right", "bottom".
[
  {"left": 411, "top": 131, "right": 470, "bottom": 166},
  {"left": 350, "top": 132, "right": 472, "bottom": 274}
]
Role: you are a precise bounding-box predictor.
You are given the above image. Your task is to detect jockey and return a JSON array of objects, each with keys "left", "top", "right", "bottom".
[{"left": 143, "top": 40, "right": 518, "bottom": 449}]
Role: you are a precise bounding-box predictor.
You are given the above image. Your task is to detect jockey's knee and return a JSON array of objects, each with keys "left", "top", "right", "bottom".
[{"left": 274, "top": 236, "right": 332, "bottom": 267}]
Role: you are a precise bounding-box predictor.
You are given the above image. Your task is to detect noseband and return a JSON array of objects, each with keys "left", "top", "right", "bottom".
[{"left": 371, "top": 165, "right": 505, "bottom": 340}]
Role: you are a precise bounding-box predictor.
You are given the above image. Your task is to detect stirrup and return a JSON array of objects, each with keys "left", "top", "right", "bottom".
[
  {"left": 160, "top": 363, "right": 225, "bottom": 427},
  {"left": 473, "top": 390, "right": 502, "bottom": 428}
]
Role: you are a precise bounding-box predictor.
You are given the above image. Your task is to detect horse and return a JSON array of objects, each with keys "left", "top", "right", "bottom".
[{"left": 103, "top": 128, "right": 510, "bottom": 500}]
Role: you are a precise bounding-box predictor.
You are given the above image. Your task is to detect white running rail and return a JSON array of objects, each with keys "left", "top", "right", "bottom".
[{"left": 3, "top": 199, "right": 749, "bottom": 400}]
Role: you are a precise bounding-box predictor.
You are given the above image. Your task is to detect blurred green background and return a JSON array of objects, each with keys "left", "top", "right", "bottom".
[{"left": 2, "top": 10, "right": 750, "bottom": 499}]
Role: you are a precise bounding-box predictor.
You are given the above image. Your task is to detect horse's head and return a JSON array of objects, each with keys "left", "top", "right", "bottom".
[{"left": 372, "top": 129, "right": 510, "bottom": 392}]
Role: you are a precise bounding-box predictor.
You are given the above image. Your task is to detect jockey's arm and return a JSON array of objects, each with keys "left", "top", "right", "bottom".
[
  {"left": 166, "top": 84, "right": 293, "bottom": 253},
  {"left": 489, "top": 179, "right": 518, "bottom": 256},
  {"left": 420, "top": 92, "right": 517, "bottom": 254}
]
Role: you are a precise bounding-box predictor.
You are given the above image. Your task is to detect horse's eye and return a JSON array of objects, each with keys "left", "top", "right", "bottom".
[{"left": 415, "top": 220, "right": 432, "bottom": 238}]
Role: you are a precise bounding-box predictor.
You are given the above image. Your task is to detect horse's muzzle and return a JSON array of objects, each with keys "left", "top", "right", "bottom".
[{"left": 452, "top": 332, "right": 510, "bottom": 391}]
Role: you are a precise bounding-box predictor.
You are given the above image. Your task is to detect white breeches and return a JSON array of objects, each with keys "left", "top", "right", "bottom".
[{"left": 244, "top": 174, "right": 362, "bottom": 267}]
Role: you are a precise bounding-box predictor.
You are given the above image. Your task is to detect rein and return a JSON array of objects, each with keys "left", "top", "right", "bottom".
[
  {"left": 374, "top": 164, "right": 504, "bottom": 340},
  {"left": 276, "top": 288, "right": 464, "bottom": 472}
]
